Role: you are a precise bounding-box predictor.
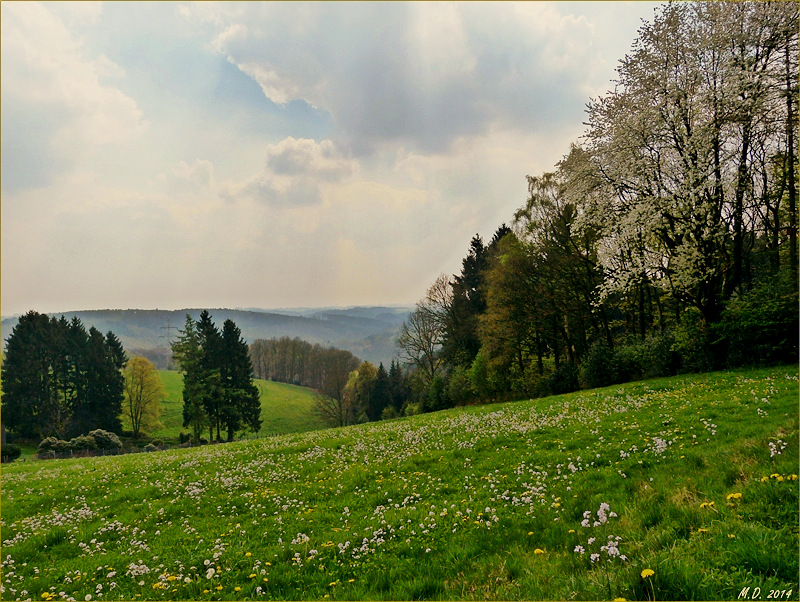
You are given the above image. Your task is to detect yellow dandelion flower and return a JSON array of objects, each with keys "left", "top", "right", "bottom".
[
  {"left": 215, "top": 585, "right": 224, "bottom": 591},
  {"left": 568, "top": 529, "right": 575, "bottom": 534},
  {"left": 245, "top": 552, "right": 252, "bottom": 557},
  {"left": 534, "top": 548, "right": 545, "bottom": 554},
  {"left": 348, "top": 579, "right": 355, "bottom": 583},
  {"left": 249, "top": 574, "right": 257, "bottom": 579},
  {"left": 641, "top": 568, "right": 655, "bottom": 578},
  {"left": 770, "top": 473, "right": 781, "bottom": 479},
  {"left": 167, "top": 575, "right": 177, "bottom": 582},
  {"left": 614, "top": 598, "right": 627, "bottom": 602},
  {"left": 697, "top": 528, "right": 709, "bottom": 533},
  {"left": 203, "top": 590, "right": 210, "bottom": 595},
  {"left": 234, "top": 587, "right": 241, "bottom": 592},
  {"left": 527, "top": 531, "right": 534, "bottom": 536},
  {"left": 329, "top": 581, "right": 338, "bottom": 587},
  {"left": 726, "top": 493, "right": 742, "bottom": 501}
]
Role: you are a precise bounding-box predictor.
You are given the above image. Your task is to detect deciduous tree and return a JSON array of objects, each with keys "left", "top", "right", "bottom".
[{"left": 123, "top": 356, "right": 164, "bottom": 439}]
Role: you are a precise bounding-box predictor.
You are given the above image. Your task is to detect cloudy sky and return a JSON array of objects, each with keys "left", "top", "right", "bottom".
[{"left": 1, "top": 1, "right": 661, "bottom": 316}]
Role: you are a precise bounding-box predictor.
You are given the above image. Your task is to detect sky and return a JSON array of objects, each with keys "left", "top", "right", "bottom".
[{"left": 1, "top": 1, "right": 662, "bottom": 316}]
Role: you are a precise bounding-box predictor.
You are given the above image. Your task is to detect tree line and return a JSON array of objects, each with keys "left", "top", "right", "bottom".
[
  {"left": 249, "top": 337, "right": 411, "bottom": 426},
  {"left": 397, "top": 2, "right": 799, "bottom": 411},
  {"left": 171, "top": 311, "right": 262, "bottom": 442}
]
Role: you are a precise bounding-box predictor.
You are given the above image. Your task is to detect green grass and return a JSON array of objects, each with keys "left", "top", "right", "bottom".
[
  {"left": 1, "top": 366, "right": 798, "bottom": 601},
  {"left": 120, "top": 371, "right": 326, "bottom": 441}
]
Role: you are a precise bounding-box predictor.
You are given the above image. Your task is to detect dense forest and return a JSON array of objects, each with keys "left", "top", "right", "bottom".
[{"left": 389, "top": 2, "right": 799, "bottom": 411}]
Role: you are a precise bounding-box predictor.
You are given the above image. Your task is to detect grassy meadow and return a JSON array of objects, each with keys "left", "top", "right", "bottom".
[
  {"left": 121, "top": 371, "right": 326, "bottom": 442},
  {"left": 1, "top": 365, "right": 797, "bottom": 601}
]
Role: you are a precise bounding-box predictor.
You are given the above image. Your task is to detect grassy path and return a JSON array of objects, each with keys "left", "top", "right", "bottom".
[{"left": 1, "top": 366, "right": 797, "bottom": 600}]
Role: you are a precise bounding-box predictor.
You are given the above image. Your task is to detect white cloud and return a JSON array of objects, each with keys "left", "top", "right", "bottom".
[
  {"left": 222, "top": 137, "right": 357, "bottom": 206},
  {"left": 171, "top": 159, "right": 215, "bottom": 188},
  {"left": 1, "top": 1, "right": 147, "bottom": 191},
  {"left": 190, "top": 2, "right": 605, "bottom": 156},
  {"left": 265, "top": 137, "right": 357, "bottom": 179}
]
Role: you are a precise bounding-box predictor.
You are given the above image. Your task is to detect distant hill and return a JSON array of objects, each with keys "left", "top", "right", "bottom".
[{"left": 0, "top": 306, "right": 411, "bottom": 368}]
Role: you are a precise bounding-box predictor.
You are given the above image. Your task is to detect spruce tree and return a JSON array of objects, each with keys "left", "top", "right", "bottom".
[
  {"left": 171, "top": 314, "right": 208, "bottom": 442},
  {"left": 196, "top": 310, "right": 223, "bottom": 441},
  {"left": 373, "top": 363, "right": 391, "bottom": 420},
  {"left": 220, "top": 319, "right": 262, "bottom": 441},
  {"left": 1, "top": 311, "right": 55, "bottom": 438}
]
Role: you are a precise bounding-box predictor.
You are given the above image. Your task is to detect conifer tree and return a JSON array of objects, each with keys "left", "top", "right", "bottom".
[
  {"left": 1, "top": 311, "right": 125, "bottom": 439},
  {"left": 171, "top": 314, "right": 208, "bottom": 442},
  {"left": 220, "top": 319, "right": 262, "bottom": 441}
]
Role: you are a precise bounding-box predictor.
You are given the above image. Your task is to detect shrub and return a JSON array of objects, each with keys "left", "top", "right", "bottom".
[
  {"left": 38, "top": 436, "right": 60, "bottom": 452},
  {"left": 580, "top": 340, "right": 619, "bottom": 389},
  {"left": 672, "top": 308, "right": 715, "bottom": 373},
  {"left": 179, "top": 432, "right": 191, "bottom": 444},
  {"left": 638, "top": 331, "right": 678, "bottom": 378},
  {"left": 69, "top": 435, "right": 97, "bottom": 451},
  {"left": 39, "top": 437, "right": 71, "bottom": 454},
  {"left": 425, "top": 375, "right": 448, "bottom": 412},
  {"left": 381, "top": 406, "right": 399, "bottom": 420},
  {"left": 616, "top": 342, "right": 645, "bottom": 382},
  {"left": 150, "top": 439, "right": 163, "bottom": 448},
  {"left": 548, "top": 362, "right": 580, "bottom": 395},
  {"left": 714, "top": 274, "right": 799, "bottom": 367},
  {"left": 404, "top": 402, "right": 423, "bottom": 417},
  {"left": 469, "top": 351, "right": 493, "bottom": 399},
  {"left": 88, "top": 429, "right": 122, "bottom": 450},
  {"left": 1, "top": 444, "right": 22, "bottom": 463},
  {"left": 446, "top": 366, "right": 476, "bottom": 406},
  {"left": 143, "top": 443, "right": 158, "bottom": 452}
]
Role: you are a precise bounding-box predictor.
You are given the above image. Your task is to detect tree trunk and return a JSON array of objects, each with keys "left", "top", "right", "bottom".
[
  {"left": 730, "top": 120, "right": 751, "bottom": 297},
  {"left": 786, "top": 44, "right": 798, "bottom": 283}
]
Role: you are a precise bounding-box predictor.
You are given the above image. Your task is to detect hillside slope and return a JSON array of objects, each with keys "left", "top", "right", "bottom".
[
  {"left": 120, "top": 371, "right": 326, "bottom": 440},
  {"left": 1, "top": 366, "right": 797, "bottom": 601},
  {"left": 0, "top": 306, "right": 410, "bottom": 366}
]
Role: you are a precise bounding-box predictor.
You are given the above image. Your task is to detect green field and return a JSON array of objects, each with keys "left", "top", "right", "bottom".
[
  {"left": 1, "top": 366, "right": 797, "bottom": 601},
  {"left": 121, "top": 371, "right": 326, "bottom": 441}
]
